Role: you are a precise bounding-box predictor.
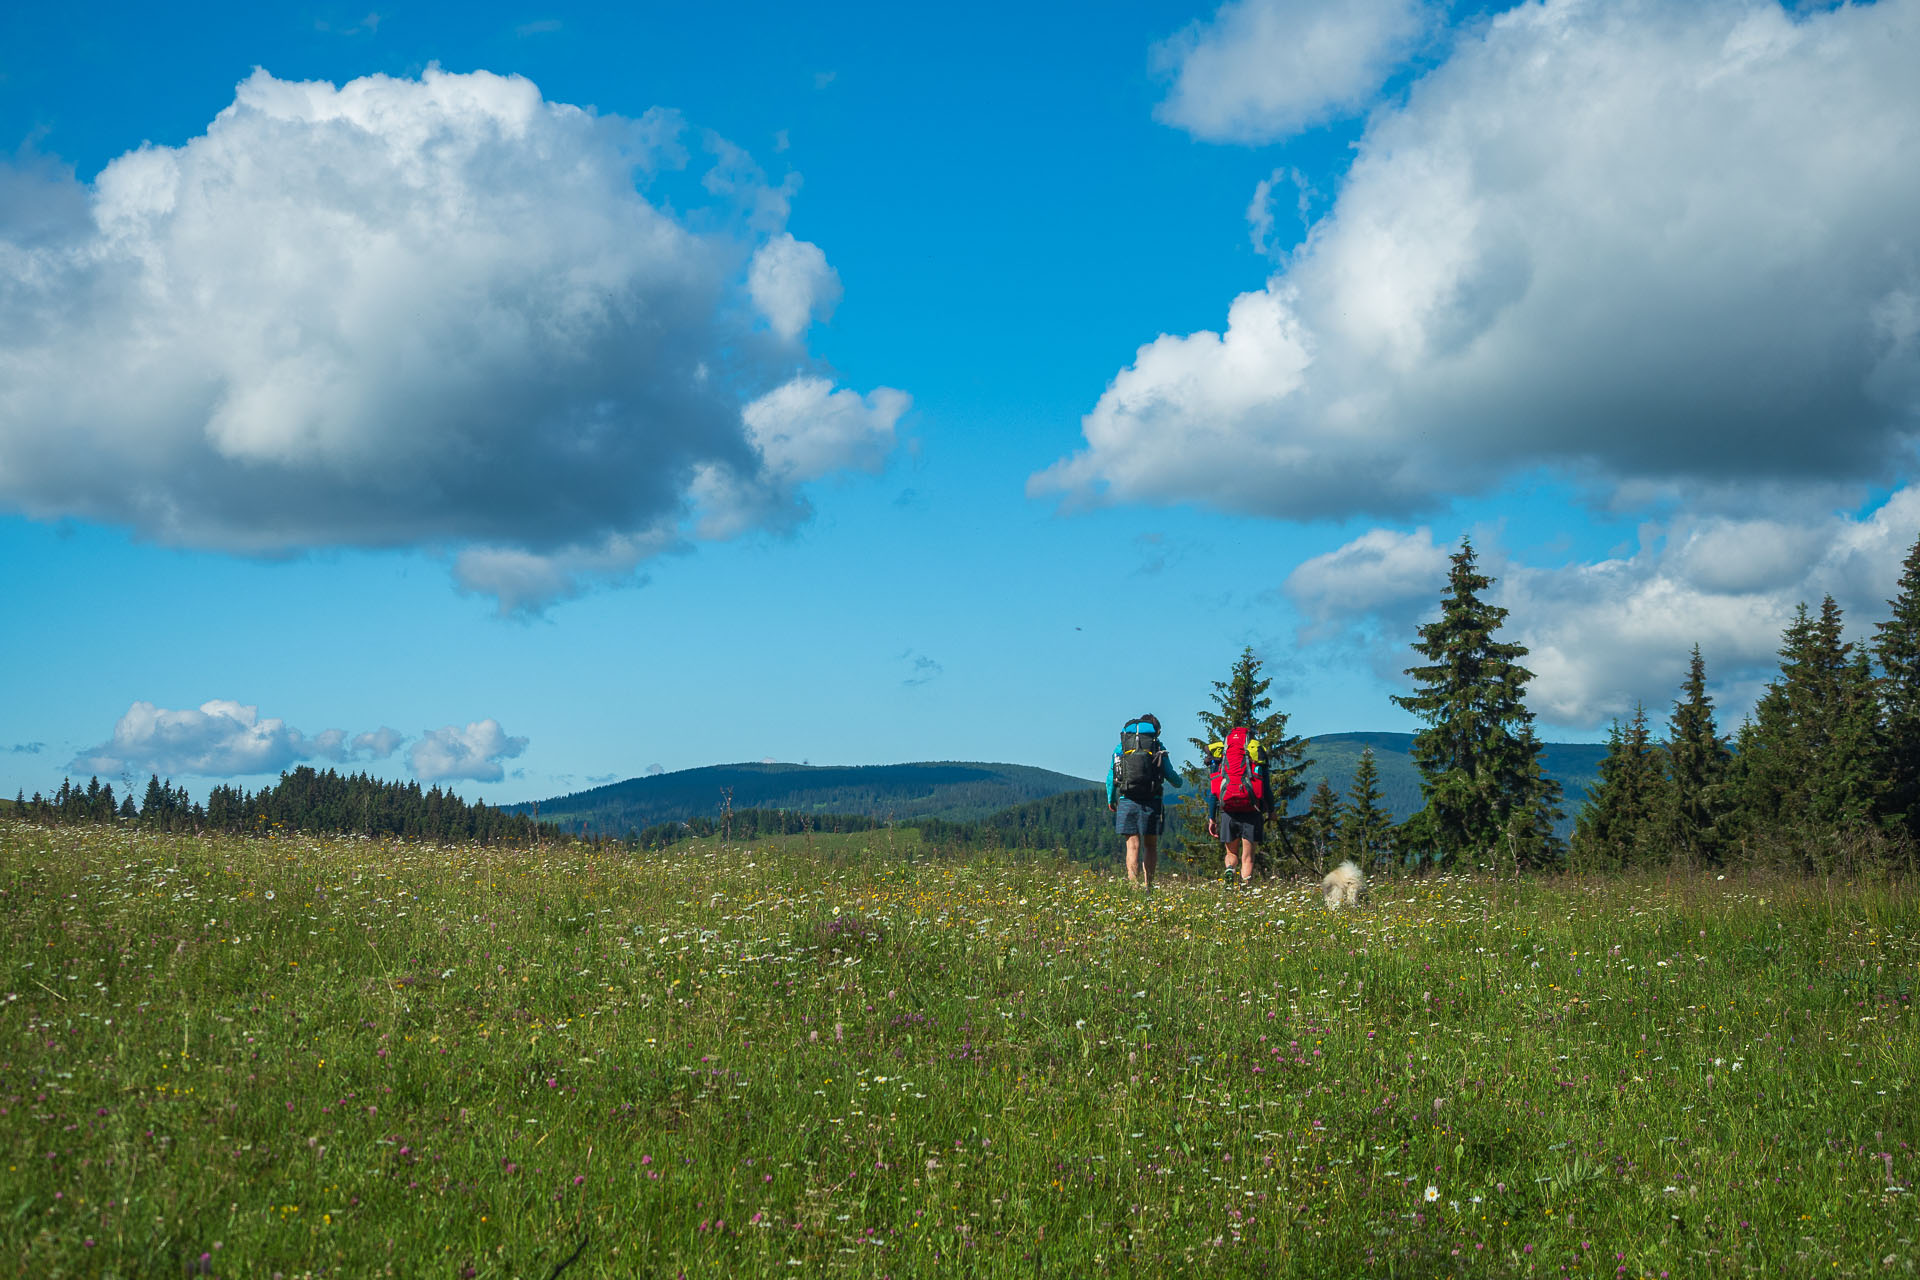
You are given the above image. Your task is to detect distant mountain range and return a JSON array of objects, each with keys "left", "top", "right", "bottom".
[
  {"left": 507, "top": 761, "right": 1097, "bottom": 834},
  {"left": 512, "top": 733, "right": 1609, "bottom": 839}
]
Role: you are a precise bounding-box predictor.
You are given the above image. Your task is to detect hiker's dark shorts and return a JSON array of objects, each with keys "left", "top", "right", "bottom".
[
  {"left": 1219, "top": 811, "right": 1265, "bottom": 844},
  {"left": 1113, "top": 798, "right": 1164, "bottom": 837}
]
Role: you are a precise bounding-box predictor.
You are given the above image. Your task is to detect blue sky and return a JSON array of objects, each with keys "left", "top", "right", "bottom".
[{"left": 4, "top": 0, "right": 1918, "bottom": 802}]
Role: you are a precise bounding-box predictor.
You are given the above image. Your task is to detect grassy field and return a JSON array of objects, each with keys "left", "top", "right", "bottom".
[{"left": 2, "top": 820, "right": 1916, "bottom": 1278}]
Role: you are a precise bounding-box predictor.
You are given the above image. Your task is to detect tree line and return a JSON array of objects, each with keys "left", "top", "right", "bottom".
[
  {"left": 1571, "top": 543, "right": 1920, "bottom": 875},
  {"left": 1193, "top": 533, "right": 1920, "bottom": 878},
  {"left": 12, "top": 765, "right": 560, "bottom": 846}
]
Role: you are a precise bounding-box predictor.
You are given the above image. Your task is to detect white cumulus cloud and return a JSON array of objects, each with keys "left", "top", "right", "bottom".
[
  {"left": 748, "top": 232, "right": 842, "bottom": 340},
  {"left": 0, "top": 68, "right": 904, "bottom": 612},
  {"left": 691, "top": 376, "right": 909, "bottom": 538},
  {"left": 1041, "top": 0, "right": 1920, "bottom": 519},
  {"left": 409, "top": 719, "right": 529, "bottom": 783},
  {"left": 1154, "top": 0, "right": 1433, "bottom": 142},
  {"left": 69, "top": 700, "right": 403, "bottom": 778}
]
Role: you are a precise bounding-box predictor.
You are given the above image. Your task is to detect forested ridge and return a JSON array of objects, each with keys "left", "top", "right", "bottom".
[
  {"left": 13, "top": 766, "right": 557, "bottom": 845},
  {"left": 509, "top": 760, "right": 1095, "bottom": 832}
]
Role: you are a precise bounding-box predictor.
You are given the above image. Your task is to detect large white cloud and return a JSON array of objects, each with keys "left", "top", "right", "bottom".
[
  {"left": 1039, "top": 0, "right": 1920, "bottom": 517},
  {"left": 1286, "top": 488, "right": 1920, "bottom": 728},
  {"left": 0, "top": 69, "right": 905, "bottom": 611},
  {"left": 69, "top": 700, "right": 404, "bottom": 778},
  {"left": 408, "top": 719, "right": 528, "bottom": 783},
  {"left": 1154, "top": 0, "right": 1434, "bottom": 142}
]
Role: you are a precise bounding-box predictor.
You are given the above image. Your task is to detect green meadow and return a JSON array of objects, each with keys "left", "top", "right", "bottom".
[{"left": 3, "top": 818, "right": 1916, "bottom": 1278}]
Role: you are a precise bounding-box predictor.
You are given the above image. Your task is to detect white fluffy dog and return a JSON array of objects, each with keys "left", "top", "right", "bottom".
[{"left": 1320, "top": 860, "right": 1365, "bottom": 910}]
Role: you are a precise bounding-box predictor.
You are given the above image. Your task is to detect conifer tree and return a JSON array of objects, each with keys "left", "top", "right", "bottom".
[
  {"left": 1571, "top": 704, "right": 1663, "bottom": 872},
  {"left": 1392, "top": 538, "right": 1552, "bottom": 870},
  {"left": 1729, "top": 597, "right": 1883, "bottom": 868},
  {"left": 1874, "top": 534, "right": 1920, "bottom": 844},
  {"left": 1662, "top": 644, "right": 1730, "bottom": 867},
  {"left": 1302, "top": 779, "right": 1342, "bottom": 870},
  {"left": 1177, "top": 647, "right": 1312, "bottom": 873},
  {"left": 1337, "top": 746, "right": 1394, "bottom": 874},
  {"left": 1506, "top": 726, "right": 1567, "bottom": 871}
]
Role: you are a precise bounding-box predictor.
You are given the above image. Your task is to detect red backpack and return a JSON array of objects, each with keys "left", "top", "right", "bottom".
[{"left": 1210, "top": 726, "right": 1264, "bottom": 814}]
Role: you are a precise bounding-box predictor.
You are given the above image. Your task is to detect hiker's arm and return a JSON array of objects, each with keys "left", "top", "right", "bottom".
[
  {"left": 1105, "top": 756, "right": 1117, "bottom": 808},
  {"left": 1161, "top": 756, "right": 1183, "bottom": 790}
]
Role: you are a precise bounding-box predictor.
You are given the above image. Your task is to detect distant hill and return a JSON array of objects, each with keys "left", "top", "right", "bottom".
[{"left": 510, "top": 761, "right": 1098, "bottom": 836}]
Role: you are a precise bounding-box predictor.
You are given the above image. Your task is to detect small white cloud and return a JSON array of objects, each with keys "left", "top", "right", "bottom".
[
  {"left": 408, "top": 719, "right": 529, "bottom": 783},
  {"left": 351, "top": 727, "right": 404, "bottom": 760},
  {"left": 1247, "top": 167, "right": 1314, "bottom": 255},
  {"left": 309, "top": 729, "right": 351, "bottom": 761},
  {"left": 1286, "top": 526, "right": 1449, "bottom": 637},
  {"left": 303, "top": 726, "right": 405, "bottom": 765},
  {"left": 748, "top": 232, "right": 842, "bottom": 340},
  {"left": 1154, "top": 0, "right": 1432, "bottom": 143},
  {"left": 7, "top": 741, "right": 47, "bottom": 755},
  {"left": 515, "top": 18, "right": 562, "bottom": 36},
  {"left": 453, "top": 526, "right": 681, "bottom": 617},
  {"left": 692, "top": 376, "right": 909, "bottom": 538}
]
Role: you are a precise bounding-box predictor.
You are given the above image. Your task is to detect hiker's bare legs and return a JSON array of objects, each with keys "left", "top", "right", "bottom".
[
  {"left": 1125, "top": 834, "right": 1145, "bottom": 886},
  {"left": 1141, "top": 835, "right": 1158, "bottom": 888},
  {"left": 1223, "top": 838, "right": 1256, "bottom": 882}
]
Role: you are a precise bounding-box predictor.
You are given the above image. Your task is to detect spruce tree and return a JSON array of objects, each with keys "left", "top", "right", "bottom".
[
  {"left": 1506, "top": 726, "right": 1567, "bottom": 871},
  {"left": 1570, "top": 705, "right": 1663, "bottom": 872},
  {"left": 1729, "top": 597, "right": 1883, "bottom": 868},
  {"left": 1874, "top": 534, "right": 1920, "bottom": 844},
  {"left": 1337, "top": 746, "right": 1394, "bottom": 874},
  {"left": 1662, "top": 644, "right": 1730, "bottom": 867},
  {"left": 1302, "top": 779, "right": 1342, "bottom": 870},
  {"left": 1177, "top": 647, "right": 1313, "bottom": 874},
  {"left": 1391, "top": 538, "right": 1552, "bottom": 870}
]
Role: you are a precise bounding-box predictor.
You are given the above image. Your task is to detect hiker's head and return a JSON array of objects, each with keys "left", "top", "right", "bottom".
[{"left": 1126, "top": 714, "right": 1161, "bottom": 736}]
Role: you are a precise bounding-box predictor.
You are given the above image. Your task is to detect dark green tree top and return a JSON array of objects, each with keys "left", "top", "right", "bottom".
[{"left": 1663, "top": 644, "right": 1730, "bottom": 865}]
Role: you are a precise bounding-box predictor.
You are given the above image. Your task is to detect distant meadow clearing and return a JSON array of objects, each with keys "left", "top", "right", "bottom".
[{"left": 2, "top": 820, "right": 1916, "bottom": 1278}]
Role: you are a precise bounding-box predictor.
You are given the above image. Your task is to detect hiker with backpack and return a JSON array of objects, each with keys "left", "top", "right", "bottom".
[
  {"left": 1107, "top": 714, "right": 1182, "bottom": 889},
  {"left": 1207, "top": 726, "right": 1272, "bottom": 884}
]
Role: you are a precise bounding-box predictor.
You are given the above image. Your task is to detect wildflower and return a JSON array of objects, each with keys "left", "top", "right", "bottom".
[{"left": 1424, "top": 1185, "right": 1439, "bottom": 1202}]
